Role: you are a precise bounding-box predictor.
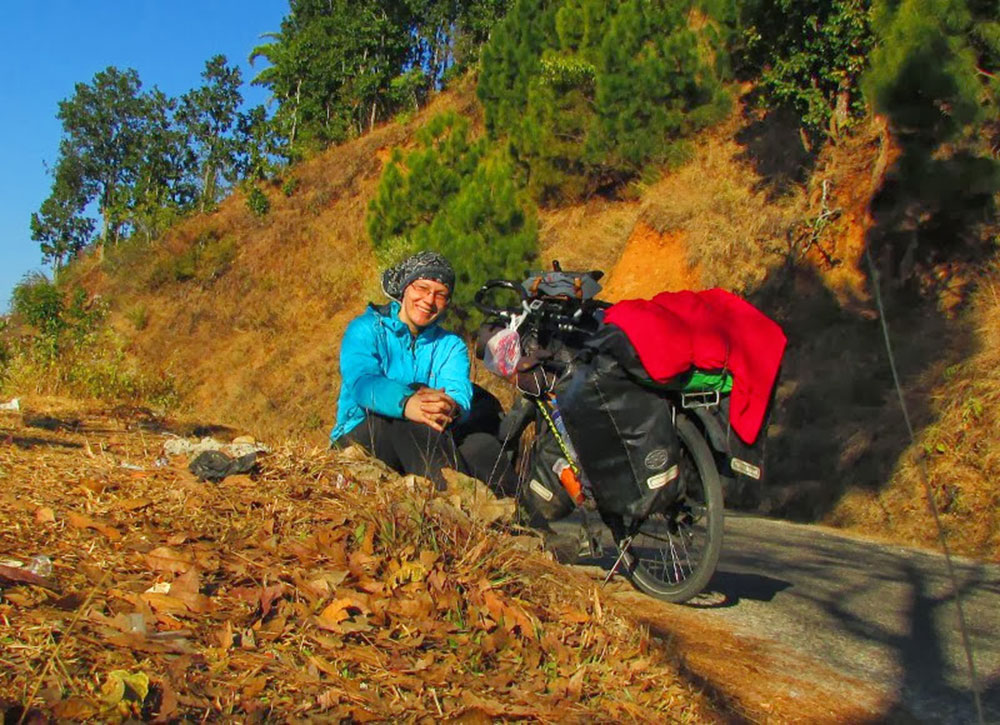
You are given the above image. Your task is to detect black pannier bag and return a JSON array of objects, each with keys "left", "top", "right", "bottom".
[
  {"left": 520, "top": 418, "right": 578, "bottom": 522},
  {"left": 555, "top": 326, "right": 681, "bottom": 520}
]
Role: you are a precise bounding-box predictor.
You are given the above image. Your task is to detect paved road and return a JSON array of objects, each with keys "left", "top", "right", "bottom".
[
  {"left": 555, "top": 512, "right": 1000, "bottom": 723},
  {"left": 707, "top": 516, "right": 999, "bottom": 723}
]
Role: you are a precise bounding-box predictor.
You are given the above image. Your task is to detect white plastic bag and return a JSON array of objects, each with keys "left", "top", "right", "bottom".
[{"left": 484, "top": 327, "right": 522, "bottom": 378}]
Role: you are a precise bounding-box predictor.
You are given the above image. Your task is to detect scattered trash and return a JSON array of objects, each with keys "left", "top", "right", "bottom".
[
  {"left": 144, "top": 582, "right": 171, "bottom": 595},
  {"left": 0, "top": 560, "right": 59, "bottom": 591},
  {"left": 0, "top": 397, "right": 19, "bottom": 412},
  {"left": 26, "top": 554, "right": 53, "bottom": 578},
  {"left": 189, "top": 450, "right": 258, "bottom": 482},
  {"left": 119, "top": 462, "right": 144, "bottom": 471},
  {"left": 163, "top": 435, "right": 269, "bottom": 459},
  {"left": 153, "top": 456, "right": 170, "bottom": 468}
]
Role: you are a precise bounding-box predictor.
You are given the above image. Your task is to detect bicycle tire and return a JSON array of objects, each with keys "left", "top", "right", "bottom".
[{"left": 619, "top": 414, "right": 725, "bottom": 603}]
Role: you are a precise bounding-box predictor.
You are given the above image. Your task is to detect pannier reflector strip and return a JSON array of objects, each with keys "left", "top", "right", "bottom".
[
  {"left": 530, "top": 479, "right": 554, "bottom": 501},
  {"left": 647, "top": 464, "right": 679, "bottom": 489},
  {"left": 731, "top": 458, "right": 761, "bottom": 480}
]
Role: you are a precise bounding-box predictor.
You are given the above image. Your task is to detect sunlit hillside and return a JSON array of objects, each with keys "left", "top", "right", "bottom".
[{"left": 9, "top": 77, "right": 1000, "bottom": 560}]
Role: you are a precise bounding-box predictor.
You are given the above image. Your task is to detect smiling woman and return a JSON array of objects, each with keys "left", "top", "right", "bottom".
[{"left": 330, "top": 251, "right": 517, "bottom": 494}]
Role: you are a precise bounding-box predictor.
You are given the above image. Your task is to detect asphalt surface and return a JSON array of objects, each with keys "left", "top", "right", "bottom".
[{"left": 554, "top": 512, "right": 1000, "bottom": 723}]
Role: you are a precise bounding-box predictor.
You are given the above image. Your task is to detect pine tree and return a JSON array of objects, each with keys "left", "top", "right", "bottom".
[
  {"left": 367, "top": 112, "right": 537, "bottom": 323},
  {"left": 592, "top": 0, "right": 728, "bottom": 173},
  {"left": 864, "top": 0, "right": 1000, "bottom": 276},
  {"left": 478, "top": 0, "right": 729, "bottom": 203}
]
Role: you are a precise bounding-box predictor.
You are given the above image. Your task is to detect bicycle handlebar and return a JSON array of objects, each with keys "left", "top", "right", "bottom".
[
  {"left": 473, "top": 279, "right": 527, "bottom": 317},
  {"left": 474, "top": 278, "right": 607, "bottom": 336}
]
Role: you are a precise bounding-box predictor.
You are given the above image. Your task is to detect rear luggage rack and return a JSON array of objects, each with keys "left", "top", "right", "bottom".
[{"left": 681, "top": 390, "right": 720, "bottom": 409}]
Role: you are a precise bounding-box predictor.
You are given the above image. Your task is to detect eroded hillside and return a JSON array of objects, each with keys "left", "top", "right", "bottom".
[{"left": 50, "top": 85, "right": 1000, "bottom": 560}]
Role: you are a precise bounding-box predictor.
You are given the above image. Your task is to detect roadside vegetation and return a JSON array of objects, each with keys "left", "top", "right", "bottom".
[{"left": 3, "top": 0, "right": 999, "bottom": 561}]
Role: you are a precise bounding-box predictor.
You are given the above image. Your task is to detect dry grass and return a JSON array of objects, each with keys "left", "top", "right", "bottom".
[
  {"left": 636, "top": 114, "right": 806, "bottom": 294},
  {"left": 0, "top": 400, "right": 721, "bottom": 722},
  {"left": 828, "top": 271, "right": 1000, "bottom": 560},
  {"left": 19, "top": 83, "right": 1000, "bottom": 563}
]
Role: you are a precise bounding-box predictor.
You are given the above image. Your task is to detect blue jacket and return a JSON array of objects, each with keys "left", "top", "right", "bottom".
[{"left": 330, "top": 302, "right": 472, "bottom": 442}]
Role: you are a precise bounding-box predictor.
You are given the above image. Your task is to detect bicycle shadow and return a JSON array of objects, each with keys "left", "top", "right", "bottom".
[{"left": 689, "top": 569, "right": 793, "bottom": 609}]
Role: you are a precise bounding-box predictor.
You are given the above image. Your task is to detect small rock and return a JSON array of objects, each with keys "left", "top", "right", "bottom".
[{"left": 337, "top": 444, "right": 370, "bottom": 462}]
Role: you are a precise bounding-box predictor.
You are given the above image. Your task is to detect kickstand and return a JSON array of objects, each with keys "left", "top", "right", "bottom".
[{"left": 603, "top": 535, "right": 633, "bottom": 587}]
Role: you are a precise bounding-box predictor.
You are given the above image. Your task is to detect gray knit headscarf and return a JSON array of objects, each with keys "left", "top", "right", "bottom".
[{"left": 381, "top": 251, "right": 456, "bottom": 302}]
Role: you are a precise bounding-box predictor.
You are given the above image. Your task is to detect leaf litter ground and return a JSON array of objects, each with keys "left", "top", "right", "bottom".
[{"left": 0, "top": 400, "right": 721, "bottom": 723}]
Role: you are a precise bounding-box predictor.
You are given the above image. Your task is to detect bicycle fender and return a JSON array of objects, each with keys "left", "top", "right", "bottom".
[{"left": 687, "top": 407, "right": 729, "bottom": 456}]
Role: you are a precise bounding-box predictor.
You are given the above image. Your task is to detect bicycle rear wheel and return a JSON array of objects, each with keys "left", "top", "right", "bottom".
[{"left": 618, "top": 415, "right": 724, "bottom": 603}]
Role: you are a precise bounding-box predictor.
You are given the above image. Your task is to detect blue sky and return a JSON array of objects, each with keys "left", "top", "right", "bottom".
[{"left": 1, "top": 1, "right": 288, "bottom": 312}]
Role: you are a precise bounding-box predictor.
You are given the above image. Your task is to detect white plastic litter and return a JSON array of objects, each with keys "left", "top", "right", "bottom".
[
  {"left": 0, "top": 398, "right": 20, "bottom": 412},
  {"left": 26, "top": 554, "right": 53, "bottom": 578},
  {"left": 162, "top": 436, "right": 269, "bottom": 459}
]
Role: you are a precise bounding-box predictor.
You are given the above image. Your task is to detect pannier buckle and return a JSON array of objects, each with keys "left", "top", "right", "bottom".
[{"left": 680, "top": 390, "right": 720, "bottom": 409}]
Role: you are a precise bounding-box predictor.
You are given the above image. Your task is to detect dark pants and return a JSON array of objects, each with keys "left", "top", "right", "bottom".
[{"left": 336, "top": 412, "right": 517, "bottom": 495}]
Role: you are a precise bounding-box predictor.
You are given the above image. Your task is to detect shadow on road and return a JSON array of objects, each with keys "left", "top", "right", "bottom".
[
  {"left": 721, "top": 518, "right": 999, "bottom": 722},
  {"left": 701, "top": 569, "right": 792, "bottom": 607}
]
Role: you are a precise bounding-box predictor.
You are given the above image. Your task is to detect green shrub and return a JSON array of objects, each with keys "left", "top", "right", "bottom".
[
  {"left": 10, "top": 272, "right": 66, "bottom": 340},
  {"left": 173, "top": 247, "right": 199, "bottom": 281},
  {"left": 738, "top": 0, "right": 873, "bottom": 143},
  {"left": 146, "top": 233, "right": 238, "bottom": 288},
  {"left": 245, "top": 185, "right": 271, "bottom": 218},
  {"left": 281, "top": 176, "right": 301, "bottom": 197},
  {"left": 198, "top": 235, "right": 238, "bottom": 281},
  {"left": 367, "top": 112, "right": 537, "bottom": 328},
  {"left": 125, "top": 304, "right": 149, "bottom": 331},
  {"left": 1, "top": 277, "right": 174, "bottom": 409}
]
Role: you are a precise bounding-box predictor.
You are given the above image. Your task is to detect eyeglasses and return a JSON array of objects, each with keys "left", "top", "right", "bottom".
[{"left": 410, "top": 281, "right": 450, "bottom": 304}]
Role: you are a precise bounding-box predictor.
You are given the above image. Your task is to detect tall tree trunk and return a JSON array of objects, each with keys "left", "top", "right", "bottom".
[{"left": 290, "top": 79, "right": 302, "bottom": 147}]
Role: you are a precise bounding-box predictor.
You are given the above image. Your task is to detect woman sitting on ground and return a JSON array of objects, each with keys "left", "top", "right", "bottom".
[{"left": 329, "top": 251, "right": 514, "bottom": 492}]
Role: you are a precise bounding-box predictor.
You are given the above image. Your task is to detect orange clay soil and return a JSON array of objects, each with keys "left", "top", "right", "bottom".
[{"left": 601, "top": 222, "right": 704, "bottom": 302}]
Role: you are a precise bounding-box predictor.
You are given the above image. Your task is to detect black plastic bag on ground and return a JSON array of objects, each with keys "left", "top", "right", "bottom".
[
  {"left": 556, "top": 342, "right": 680, "bottom": 520},
  {"left": 189, "top": 450, "right": 257, "bottom": 482}
]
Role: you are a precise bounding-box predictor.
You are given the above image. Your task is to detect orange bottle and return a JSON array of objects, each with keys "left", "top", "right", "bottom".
[{"left": 555, "top": 459, "right": 584, "bottom": 504}]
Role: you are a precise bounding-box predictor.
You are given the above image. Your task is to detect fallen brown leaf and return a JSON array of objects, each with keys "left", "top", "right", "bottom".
[
  {"left": 65, "top": 511, "right": 121, "bottom": 540},
  {"left": 0, "top": 563, "right": 59, "bottom": 591},
  {"left": 34, "top": 506, "right": 55, "bottom": 523},
  {"left": 145, "top": 547, "right": 194, "bottom": 574}
]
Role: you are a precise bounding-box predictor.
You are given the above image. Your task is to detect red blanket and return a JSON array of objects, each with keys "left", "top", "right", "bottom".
[{"left": 604, "top": 289, "right": 786, "bottom": 444}]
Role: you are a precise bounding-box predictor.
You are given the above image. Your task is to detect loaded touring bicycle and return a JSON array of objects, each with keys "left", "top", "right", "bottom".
[{"left": 475, "top": 264, "right": 785, "bottom": 603}]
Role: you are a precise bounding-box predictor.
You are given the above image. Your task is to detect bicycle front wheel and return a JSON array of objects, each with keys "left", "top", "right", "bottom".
[{"left": 620, "top": 414, "right": 725, "bottom": 603}]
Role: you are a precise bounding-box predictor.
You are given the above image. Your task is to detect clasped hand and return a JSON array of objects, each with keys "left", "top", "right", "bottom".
[{"left": 404, "top": 387, "right": 458, "bottom": 432}]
